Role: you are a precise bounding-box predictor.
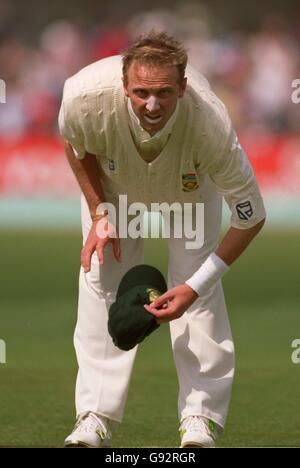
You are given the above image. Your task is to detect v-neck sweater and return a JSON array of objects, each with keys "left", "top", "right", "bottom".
[{"left": 59, "top": 55, "right": 266, "bottom": 228}]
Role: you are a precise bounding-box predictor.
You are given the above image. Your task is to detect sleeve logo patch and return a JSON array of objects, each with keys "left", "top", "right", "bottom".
[{"left": 236, "top": 201, "right": 253, "bottom": 220}]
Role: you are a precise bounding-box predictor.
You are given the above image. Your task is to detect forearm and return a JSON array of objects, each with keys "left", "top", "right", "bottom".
[
  {"left": 215, "top": 218, "right": 266, "bottom": 266},
  {"left": 64, "top": 141, "right": 106, "bottom": 217}
]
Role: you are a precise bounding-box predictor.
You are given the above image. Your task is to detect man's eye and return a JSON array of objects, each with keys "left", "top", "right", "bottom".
[
  {"left": 135, "top": 90, "right": 148, "bottom": 98},
  {"left": 159, "top": 89, "right": 171, "bottom": 96}
]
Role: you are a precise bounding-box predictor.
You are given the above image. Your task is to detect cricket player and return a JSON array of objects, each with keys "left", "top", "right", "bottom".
[{"left": 58, "top": 31, "right": 266, "bottom": 448}]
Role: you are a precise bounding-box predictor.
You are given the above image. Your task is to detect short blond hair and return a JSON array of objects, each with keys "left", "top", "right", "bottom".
[{"left": 122, "top": 30, "right": 188, "bottom": 85}]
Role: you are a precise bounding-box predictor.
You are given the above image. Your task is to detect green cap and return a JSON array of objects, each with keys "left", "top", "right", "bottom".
[{"left": 108, "top": 265, "right": 167, "bottom": 351}]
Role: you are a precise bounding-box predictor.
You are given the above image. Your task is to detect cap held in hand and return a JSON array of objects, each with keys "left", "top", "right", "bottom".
[{"left": 108, "top": 264, "right": 167, "bottom": 351}]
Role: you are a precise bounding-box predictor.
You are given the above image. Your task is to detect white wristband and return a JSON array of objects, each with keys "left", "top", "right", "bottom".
[{"left": 185, "top": 252, "right": 230, "bottom": 296}]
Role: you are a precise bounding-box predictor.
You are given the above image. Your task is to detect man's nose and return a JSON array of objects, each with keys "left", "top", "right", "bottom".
[{"left": 145, "top": 96, "right": 160, "bottom": 113}]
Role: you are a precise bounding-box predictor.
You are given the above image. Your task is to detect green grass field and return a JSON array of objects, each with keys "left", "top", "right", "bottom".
[{"left": 0, "top": 229, "right": 299, "bottom": 447}]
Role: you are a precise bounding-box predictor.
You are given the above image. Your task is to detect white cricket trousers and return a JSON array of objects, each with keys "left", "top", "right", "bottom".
[{"left": 74, "top": 194, "right": 235, "bottom": 429}]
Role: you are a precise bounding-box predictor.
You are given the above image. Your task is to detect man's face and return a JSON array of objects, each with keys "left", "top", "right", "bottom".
[{"left": 123, "top": 61, "right": 187, "bottom": 135}]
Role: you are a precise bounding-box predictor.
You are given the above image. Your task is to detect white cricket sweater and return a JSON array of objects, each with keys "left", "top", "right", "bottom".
[{"left": 58, "top": 56, "right": 266, "bottom": 228}]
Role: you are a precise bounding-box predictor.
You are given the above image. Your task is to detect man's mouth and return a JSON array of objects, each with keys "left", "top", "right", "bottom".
[{"left": 144, "top": 115, "right": 163, "bottom": 124}]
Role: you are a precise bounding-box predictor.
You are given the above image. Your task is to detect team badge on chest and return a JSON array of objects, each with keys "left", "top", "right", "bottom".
[{"left": 182, "top": 173, "right": 199, "bottom": 192}]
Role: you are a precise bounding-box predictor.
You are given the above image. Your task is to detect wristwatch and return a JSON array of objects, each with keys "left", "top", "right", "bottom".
[{"left": 91, "top": 209, "right": 109, "bottom": 222}]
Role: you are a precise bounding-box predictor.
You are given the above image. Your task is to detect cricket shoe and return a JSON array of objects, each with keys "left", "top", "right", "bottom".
[
  {"left": 64, "top": 412, "right": 112, "bottom": 448},
  {"left": 179, "top": 416, "right": 219, "bottom": 448}
]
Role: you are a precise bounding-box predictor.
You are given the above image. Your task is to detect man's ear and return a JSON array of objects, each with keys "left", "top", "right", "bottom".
[{"left": 179, "top": 77, "right": 187, "bottom": 98}]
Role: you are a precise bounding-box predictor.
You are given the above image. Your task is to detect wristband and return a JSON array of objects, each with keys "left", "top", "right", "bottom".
[{"left": 185, "top": 252, "right": 230, "bottom": 296}]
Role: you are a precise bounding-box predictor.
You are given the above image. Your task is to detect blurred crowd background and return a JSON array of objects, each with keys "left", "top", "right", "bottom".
[
  {"left": 1, "top": 0, "right": 300, "bottom": 137},
  {"left": 0, "top": 0, "right": 299, "bottom": 225}
]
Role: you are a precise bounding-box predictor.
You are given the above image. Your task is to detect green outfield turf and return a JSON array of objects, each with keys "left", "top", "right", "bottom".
[{"left": 0, "top": 229, "right": 299, "bottom": 447}]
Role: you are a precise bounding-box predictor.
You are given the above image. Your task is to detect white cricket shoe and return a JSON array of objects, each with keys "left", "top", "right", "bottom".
[
  {"left": 179, "top": 416, "right": 219, "bottom": 448},
  {"left": 64, "top": 412, "right": 112, "bottom": 448}
]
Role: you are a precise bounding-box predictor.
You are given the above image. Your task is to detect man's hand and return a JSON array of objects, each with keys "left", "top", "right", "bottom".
[
  {"left": 81, "top": 218, "right": 121, "bottom": 272},
  {"left": 144, "top": 284, "right": 198, "bottom": 324}
]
